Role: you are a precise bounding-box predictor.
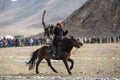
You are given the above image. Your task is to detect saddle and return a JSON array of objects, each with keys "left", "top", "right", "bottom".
[{"left": 46, "top": 44, "right": 63, "bottom": 58}]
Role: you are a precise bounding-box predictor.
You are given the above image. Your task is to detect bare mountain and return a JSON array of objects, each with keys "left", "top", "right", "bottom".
[
  {"left": 0, "top": 0, "right": 87, "bottom": 37},
  {"left": 64, "top": 0, "right": 120, "bottom": 37}
]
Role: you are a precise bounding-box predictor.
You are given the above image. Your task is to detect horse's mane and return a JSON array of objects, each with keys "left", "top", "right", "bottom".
[{"left": 62, "top": 38, "right": 72, "bottom": 45}]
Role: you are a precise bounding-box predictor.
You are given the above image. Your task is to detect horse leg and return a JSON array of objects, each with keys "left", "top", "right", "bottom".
[
  {"left": 67, "top": 58, "right": 74, "bottom": 70},
  {"left": 36, "top": 57, "right": 43, "bottom": 74},
  {"left": 45, "top": 58, "right": 58, "bottom": 73},
  {"left": 63, "top": 60, "right": 72, "bottom": 75}
]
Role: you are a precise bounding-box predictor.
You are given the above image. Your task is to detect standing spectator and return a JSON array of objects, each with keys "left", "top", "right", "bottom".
[
  {"left": 107, "top": 37, "right": 110, "bottom": 43},
  {"left": 9, "top": 39, "right": 14, "bottom": 47},
  {"left": 0, "top": 39, "right": 4, "bottom": 47},
  {"left": 116, "top": 37, "right": 119, "bottom": 42},
  {"left": 14, "top": 39, "right": 19, "bottom": 47},
  {"left": 29, "top": 38, "right": 34, "bottom": 46},
  {"left": 111, "top": 37, "right": 114, "bottom": 43},
  {"left": 119, "top": 36, "right": 120, "bottom": 42},
  {"left": 3, "top": 37, "right": 8, "bottom": 47},
  {"left": 83, "top": 37, "right": 89, "bottom": 43},
  {"left": 96, "top": 37, "right": 100, "bottom": 43}
]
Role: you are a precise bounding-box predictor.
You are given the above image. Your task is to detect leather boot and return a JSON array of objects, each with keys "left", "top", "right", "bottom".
[
  {"left": 55, "top": 46, "right": 62, "bottom": 58},
  {"left": 51, "top": 46, "right": 56, "bottom": 57}
]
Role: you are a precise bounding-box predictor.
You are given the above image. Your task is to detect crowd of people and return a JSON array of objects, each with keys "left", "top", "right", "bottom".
[
  {"left": 0, "top": 35, "right": 120, "bottom": 48},
  {"left": 0, "top": 37, "right": 46, "bottom": 48},
  {"left": 83, "top": 36, "right": 120, "bottom": 44}
]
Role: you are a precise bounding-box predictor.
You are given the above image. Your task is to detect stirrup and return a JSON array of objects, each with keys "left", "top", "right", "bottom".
[{"left": 52, "top": 54, "right": 56, "bottom": 57}]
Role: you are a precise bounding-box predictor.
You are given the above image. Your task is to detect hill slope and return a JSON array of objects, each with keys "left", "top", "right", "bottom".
[
  {"left": 64, "top": 0, "right": 120, "bottom": 37},
  {"left": 0, "top": 0, "right": 87, "bottom": 36}
]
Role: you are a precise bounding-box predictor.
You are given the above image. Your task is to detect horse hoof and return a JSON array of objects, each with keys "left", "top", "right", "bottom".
[
  {"left": 69, "top": 72, "right": 72, "bottom": 75},
  {"left": 36, "top": 72, "right": 39, "bottom": 74},
  {"left": 55, "top": 71, "right": 58, "bottom": 73},
  {"left": 70, "top": 67, "right": 73, "bottom": 70}
]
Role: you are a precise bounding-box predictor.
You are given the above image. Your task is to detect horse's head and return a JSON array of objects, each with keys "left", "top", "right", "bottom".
[{"left": 70, "top": 36, "right": 83, "bottom": 48}]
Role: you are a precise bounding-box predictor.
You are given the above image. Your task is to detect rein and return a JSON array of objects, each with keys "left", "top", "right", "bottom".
[{"left": 72, "top": 48, "right": 79, "bottom": 54}]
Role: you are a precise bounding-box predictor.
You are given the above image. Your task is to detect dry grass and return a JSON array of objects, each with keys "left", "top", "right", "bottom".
[{"left": 0, "top": 43, "right": 120, "bottom": 80}]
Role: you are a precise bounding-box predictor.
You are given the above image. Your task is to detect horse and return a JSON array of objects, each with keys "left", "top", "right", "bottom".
[{"left": 26, "top": 36, "right": 83, "bottom": 75}]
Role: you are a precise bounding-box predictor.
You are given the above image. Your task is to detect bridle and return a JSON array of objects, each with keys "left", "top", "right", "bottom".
[{"left": 71, "top": 39, "right": 80, "bottom": 54}]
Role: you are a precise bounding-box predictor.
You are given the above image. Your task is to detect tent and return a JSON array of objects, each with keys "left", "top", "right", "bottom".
[{"left": 5, "top": 35, "right": 14, "bottom": 39}]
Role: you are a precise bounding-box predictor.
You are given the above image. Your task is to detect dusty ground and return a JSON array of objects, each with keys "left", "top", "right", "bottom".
[{"left": 0, "top": 43, "right": 120, "bottom": 80}]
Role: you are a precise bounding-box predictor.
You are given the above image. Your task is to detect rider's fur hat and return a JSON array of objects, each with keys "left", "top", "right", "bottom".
[{"left": 57, "top": 22, "right": 63, "bottom": 27}]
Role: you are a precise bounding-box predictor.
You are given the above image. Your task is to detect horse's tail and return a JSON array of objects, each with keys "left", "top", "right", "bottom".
[{"left": 26, "top": 49, "right": 39, "bottom": 70}]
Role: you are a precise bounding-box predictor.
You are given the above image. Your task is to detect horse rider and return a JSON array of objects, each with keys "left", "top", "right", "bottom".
[{"left": 53, "top": 22, "right": 68, "bottom": 57}]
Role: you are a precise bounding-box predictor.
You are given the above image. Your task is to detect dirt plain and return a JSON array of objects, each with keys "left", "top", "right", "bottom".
[{"left": 0, "top": 43, "right": 120, "bottom": 80}]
